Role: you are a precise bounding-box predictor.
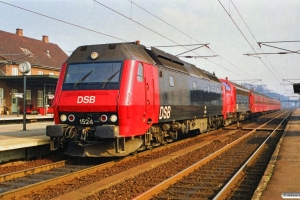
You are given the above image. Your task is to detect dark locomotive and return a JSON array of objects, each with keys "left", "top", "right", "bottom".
[{"left": 46, "top": 41, "right": 281, "bottom": 157}]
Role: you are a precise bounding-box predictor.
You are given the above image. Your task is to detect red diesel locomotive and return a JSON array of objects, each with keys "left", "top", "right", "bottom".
[{"left": 46, "top": 41, "right": 281, "bottom": 157}]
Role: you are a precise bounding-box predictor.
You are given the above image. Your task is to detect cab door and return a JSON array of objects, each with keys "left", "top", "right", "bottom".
[{"left": 143, "top": 63, "right": 154, "bottom": 124}]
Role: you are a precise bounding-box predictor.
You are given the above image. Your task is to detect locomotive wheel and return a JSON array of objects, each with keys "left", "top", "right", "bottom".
[{"left": 154, "top": 133, "right": 165, "bottom": 146}]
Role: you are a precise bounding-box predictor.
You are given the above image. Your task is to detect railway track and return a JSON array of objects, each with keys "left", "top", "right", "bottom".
[
  {"left": 133, "top": 110, "right": 291, "bottom": 200},
  {"left": 0, "top": 110, "right": 290, "bottom": 199},
  {"left": 0, "top": 128, "right": 247, "bottom": 199}
]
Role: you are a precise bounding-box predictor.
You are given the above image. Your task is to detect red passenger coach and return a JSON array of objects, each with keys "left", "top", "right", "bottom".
[{"left": 249, "top": 91, "right": 281, "bottom": 114}]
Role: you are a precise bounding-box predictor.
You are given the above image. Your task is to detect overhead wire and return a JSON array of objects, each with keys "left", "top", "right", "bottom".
[
  {"left": 93, "top": 0, "right": 183, "bottom": 46},
  {"left": 0, "top": 1, "right": 127, "bottom": 42},
  {"left": 218, "top": 0, "right": 281, "bottom": 83},
  {"left": 0, "top": 0, "right": 244, "bottom": 78},
  {"left": 230, "top": 0, "right": 283, "bottom": 82},
  {"left": 96, "top": 0, "right": 251, "bottom": 79},
  {"left": 0, "top": 0, "right": 279, "bottom": 82},
  {"left": 127, "top": 0, "right": 253, "bottom": 79}
]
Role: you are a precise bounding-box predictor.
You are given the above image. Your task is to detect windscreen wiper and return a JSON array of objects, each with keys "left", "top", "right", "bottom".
[
  {"left": 74, "top": 70, "right": 93, "bottom": 89},
  {"left": 102, "top": 70, "right": 120, "bottom": 89}
]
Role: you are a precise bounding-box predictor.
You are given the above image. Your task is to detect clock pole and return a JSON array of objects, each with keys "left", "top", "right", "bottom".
[
  {"left": 18, "top": 61, "right": 31, "bottom": 131},
  {"left": 23, "top": 73, "right": 26, "bottom": 130}
]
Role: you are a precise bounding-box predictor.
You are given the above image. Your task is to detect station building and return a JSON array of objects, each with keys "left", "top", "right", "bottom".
[{"left": 0, "top": 28, "right": 68, "bottom": 115}]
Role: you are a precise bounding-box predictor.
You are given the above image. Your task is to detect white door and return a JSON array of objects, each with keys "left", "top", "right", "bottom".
[{"left": 11, "top": 89, "right": 18, "bottom": 113}]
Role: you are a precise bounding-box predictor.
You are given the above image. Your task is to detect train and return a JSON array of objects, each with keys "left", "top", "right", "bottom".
[{"left": 46, "top": 41, "right": 281, "bottom": 157}]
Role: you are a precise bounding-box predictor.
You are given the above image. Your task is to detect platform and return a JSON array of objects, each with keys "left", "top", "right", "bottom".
[
  {"left": 0, "top": 120, "right": 53, "bottom": 163},
  {"left": 0, "top": 113, "right": 53, "bottom": 124},
  {"left": 254, "top": 109, "right": 300, "bottom": 199}
]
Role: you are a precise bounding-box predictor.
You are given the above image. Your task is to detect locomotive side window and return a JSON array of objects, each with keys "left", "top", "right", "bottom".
[
  {"left": 169, "top": 76, "right": 174, "bottom": 87},
  {"left": 137, "top": 63, "right": 144, "bottom": 82}
]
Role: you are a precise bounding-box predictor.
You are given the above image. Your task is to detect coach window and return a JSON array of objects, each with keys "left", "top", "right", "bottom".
[
  {"left": 137, "top": 63, "right": 144, "bottom": 82},
  {"left": 193, "top": 81, "right": 197, "bottom": 90},
  {"left": 169, "top": 76, "right": 174, "bottom": 87}
]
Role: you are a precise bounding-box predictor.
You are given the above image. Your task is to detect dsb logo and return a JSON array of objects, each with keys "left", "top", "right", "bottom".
[
  {"left": 159, "top": 106, "right": 171, "bottom": 119},
  {"left": 77, "top": 96, "right": 96, "bottom": 104}
]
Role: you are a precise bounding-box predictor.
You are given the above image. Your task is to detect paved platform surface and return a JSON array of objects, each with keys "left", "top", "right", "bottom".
[
  {"left": 0, "top": 115, "right": 53, "bottom": 151},
  {"left": 0, "top": 113, "right": 53, "bottom": 122},
  {"left": 256, "top": 109, "right": 300, "bottom": 200}
]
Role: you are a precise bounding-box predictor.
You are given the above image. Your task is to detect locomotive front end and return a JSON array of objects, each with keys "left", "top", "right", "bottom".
[{"left": 46, "top": 43, "right": 151, "bottom": 157}]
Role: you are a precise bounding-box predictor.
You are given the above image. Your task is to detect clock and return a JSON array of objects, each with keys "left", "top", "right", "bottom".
[{"left": 19, "top": 61, "right": 31, "bottom": 74}]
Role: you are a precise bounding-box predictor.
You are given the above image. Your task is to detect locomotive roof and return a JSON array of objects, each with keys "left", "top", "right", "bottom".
[
  {"left": 68, "top": 42, "right": 219, "bottom": 82},
  {"left": 231, "top": 81, "right": 250, "bottom": 92},
  {"left": 202, "top": 70, "right": 220, "bottom": 83},
  {"left": 149, "top": 47, "right": 189, "bottom": 74},
  {"left": 220, "top": 78, "right": 250, "bottom": 93},
  {"left": 149, "top": 47, "right": 219, "bottom": 82},
  {"left": 67, "top": 42, "right": 156, "bottom": 65}
]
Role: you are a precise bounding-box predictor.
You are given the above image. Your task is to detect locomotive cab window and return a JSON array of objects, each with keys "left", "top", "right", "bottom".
[
  {"left": 169, "top": 76, "right": 174, "bottom": 87},
  {"left": 62, "top": 61, "right": 122, "bottom": 90},
  {"left": 222, "top": 82, "right": 231, "bottom": 91},
  {"left": 137, "top": 63, "right": 144, "bottom": 82}
]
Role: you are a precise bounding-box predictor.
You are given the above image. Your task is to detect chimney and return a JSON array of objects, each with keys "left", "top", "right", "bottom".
[
  {"left": 42, "top": 35, "right": 49, "bottom": 43},
  {"left": 16, "top": 28, "right": 23, "bottom": 37}
]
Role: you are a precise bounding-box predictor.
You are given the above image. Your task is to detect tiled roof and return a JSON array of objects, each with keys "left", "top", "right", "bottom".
[{"left": 0, "top": 29, "right": 68, "bottom": 69}]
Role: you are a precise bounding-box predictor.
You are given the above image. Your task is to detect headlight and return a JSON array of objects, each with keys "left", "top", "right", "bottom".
[
  {"left": 91, "top": 52, "right": 99, "bottom": 59},
  {"left": 60, "top": 114, "right": 67, "bottom": 122},
  {"left": 110, "top": 115, "right": 118, "bottom": 122}
]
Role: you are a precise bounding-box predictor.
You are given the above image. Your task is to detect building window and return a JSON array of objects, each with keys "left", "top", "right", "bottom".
[
  {"left": 37, "top": 90, "right": 43, "bottom": 107},
  {"left": 12, "top": 68, "right": 18, "bottom": 76},
  {"left": 192, "top": 81, "right": 197, "bottom": 90},
  {"left": 0, "top": 88, "right": 3, "bottom": 106},
  {"left": 169, "top": 76, "right": 174, "bottom": 87},
  {"left": 49, "top": 72, "right": 54, "bottom": 76},
  {"left": 38, "top": 71, "right": 43, "bottom": 75},
  {"left": 26, "top": 90, "right": 31, "bottom": 105},
  {"left": 137, "top": 63, "right": 143, "bottom": 82}
]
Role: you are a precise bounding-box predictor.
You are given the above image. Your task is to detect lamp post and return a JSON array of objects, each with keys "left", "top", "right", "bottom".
[{"left": 18, "top": 61, "right": 31, "bottom": 130}]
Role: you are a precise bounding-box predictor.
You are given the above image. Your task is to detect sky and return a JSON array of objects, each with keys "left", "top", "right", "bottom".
[{"left": 0, "top": 0, "right": 300, "bottom": 97}]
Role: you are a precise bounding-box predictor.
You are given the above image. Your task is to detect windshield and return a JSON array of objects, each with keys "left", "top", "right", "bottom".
[
  {"left": 62, "top": 62, "right": 122, "bottom": 90},
  {"left": 222, "top": 82, "right": 231, "bottom": 91}
]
